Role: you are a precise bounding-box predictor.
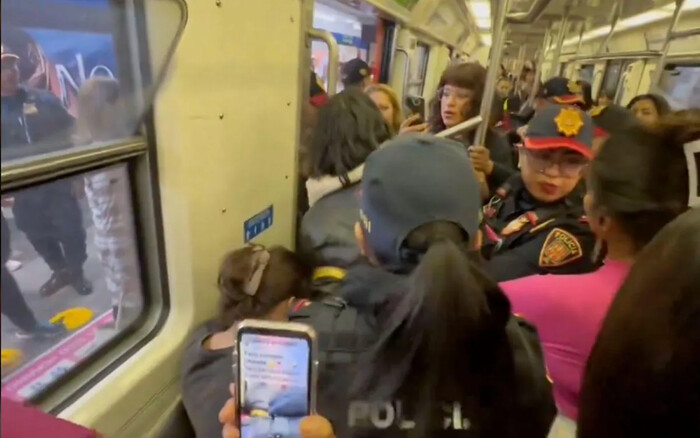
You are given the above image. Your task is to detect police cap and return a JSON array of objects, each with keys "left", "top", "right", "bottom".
[
  {"left": 359, "top": 134, "right": 481, "bottom": 271},
  {"left": 524, "top": 105, "right": 594, "bottom": 159},
  {"left": 540, "top": 77, "right": 586, "bottom": 107}
]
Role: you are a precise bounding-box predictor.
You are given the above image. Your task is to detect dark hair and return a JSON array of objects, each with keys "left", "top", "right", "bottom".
[
  {"left": 352, "top": 221, "right": 520, "bottom": 436},
  {"left": 587, "top": 111, "right": 699, "bottom": 250},
  {"left": 576, "top": 80, "right": 593, "bottom": 110},
  {"left": 626, "top": 93, "right": 671, "bottom": 116},
  {"left": 578, "top": 209, "right": 700, "bottom": 438},
  {"left": 308, "top": 88, "right": 391, "bottom": 180},
  {"left": 217, "top": 246, "right": 312, "bottom": 327},
  {"left": 428, "top": 63, "right": 486, "bottom": 133}
]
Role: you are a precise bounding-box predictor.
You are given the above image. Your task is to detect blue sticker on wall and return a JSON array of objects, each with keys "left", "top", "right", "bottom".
[{"left": 244, "top": 205, "right": 273, "bottom": 243}]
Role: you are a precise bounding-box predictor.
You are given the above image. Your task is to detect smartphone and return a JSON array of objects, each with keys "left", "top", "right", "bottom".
[
  {"left": 405, "top": 96, "right": 425, "bottom": 124},
  {"left": 233, "top": 319, "right": 318, "bottom": 438}
]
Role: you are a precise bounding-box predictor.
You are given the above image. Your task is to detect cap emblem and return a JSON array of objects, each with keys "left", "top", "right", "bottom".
[
  {"left": 589, "top": 105, "right": 607, "bottom": 117},
  {"left": 567, "top": 80, "right": 582, "bottom": 94},
  {"left": 555, "top": 107, "right": 584, "bottom": 137},
  {"left": 359, "top": 68, "right": 368, "bottom": 76}
]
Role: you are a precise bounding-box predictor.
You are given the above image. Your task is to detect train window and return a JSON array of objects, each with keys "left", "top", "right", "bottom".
[
  {"left": 1, "top": 164, "right": 144, "bottom": 401},
  {"left": 1, "top": 0, "right": 186, "bottom": 407},
  {"left": 659, "top": 65, "right": 700, "bottom": 109},
  {"left": 600, "top": 60, "right": 623, "bottom": 100}
]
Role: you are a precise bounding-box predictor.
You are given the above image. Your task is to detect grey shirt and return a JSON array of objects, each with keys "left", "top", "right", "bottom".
[{"left": 181, "top": 320, "right": 231, "bottom": 438}]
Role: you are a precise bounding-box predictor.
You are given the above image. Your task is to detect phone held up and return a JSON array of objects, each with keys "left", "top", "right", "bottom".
[
  {"left": 405, "top": 95, "right": 425, "bottom": 126},
  {"left": 233, "top": 319, "right": 318, "bottom": 438}
]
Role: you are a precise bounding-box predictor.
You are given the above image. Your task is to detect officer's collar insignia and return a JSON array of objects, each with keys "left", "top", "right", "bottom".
[
  {"left": 539, "top": 228, "right": 583, "bottom": 267},
  {"left": 23, "top": 103, "right": 38, "bottom": 115},
  {"left": 555, "top": 107, "right": 584, "bottom": 137},
  {"left": 589, "top": 105, "right": 607, "bottom": 117},
  {"left": 567, "top": 80, "right": 582, "bottom": 94}
]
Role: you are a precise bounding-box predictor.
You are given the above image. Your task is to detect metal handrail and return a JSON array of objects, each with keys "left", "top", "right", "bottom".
[
  {"left": 597, "top": 0, "right": 622, "bottom": 55},
  {"left": 507, "top": 0, "right": 552, "bottom": 24},
  {"left": 670, "top": 27, "right": 700, "bottom": 40},
  {"left": 308, "top": 28, "right": 339, "bottom": 95},
  {"left": 549, "top": 12, "right": 570, "bottom": 79},
  {"left": 395, "top": 48, "right": 411, "bottom": 101},
  {"left": 436, "top": 116, "right": 482, "bottom": 139},
  {"left": 475, "top": 0, "right": 511, "bottom": 147},
  {"left": 528, "top": 26, "right": 552, "bottom": 108},
  {"left": 651, "top": 0, "right": 686, "bottom": 87},
  {"left": 569, "top": 50, "right": 662, "bottom": 62}
]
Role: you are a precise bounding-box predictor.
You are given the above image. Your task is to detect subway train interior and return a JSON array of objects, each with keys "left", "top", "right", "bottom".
[{"left": 1, "top": 0, "right": 699, "bottom": 437}]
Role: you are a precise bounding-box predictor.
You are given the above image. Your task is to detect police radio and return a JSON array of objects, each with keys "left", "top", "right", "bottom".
[{"left": 232, "top": 319, "right": 318, "bottom": 437}]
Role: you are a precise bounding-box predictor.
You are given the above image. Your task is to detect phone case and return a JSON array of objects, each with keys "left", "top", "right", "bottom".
[{"left": 232, "top": 319, "right": 319, "bottom": 416}]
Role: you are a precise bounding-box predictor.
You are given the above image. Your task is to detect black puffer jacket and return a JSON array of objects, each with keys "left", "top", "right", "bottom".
[
  {"left": 293, "top": 263, "right": 556, "bottom": 437},
  {"left": 299, "top": 169, "right": 363, "bottom": 270}
]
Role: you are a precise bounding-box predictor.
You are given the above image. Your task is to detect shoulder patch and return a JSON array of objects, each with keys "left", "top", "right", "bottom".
[{"left": 539, "top": 228, "right": 583, "bottom": 267}]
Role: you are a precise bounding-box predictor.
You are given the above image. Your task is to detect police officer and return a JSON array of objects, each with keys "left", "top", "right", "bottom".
[
  {"left": 341, "top": 58, "right": 372, "bottom": 90},
  {"left": 1, "top": 45, "right": 91, "bottom": 297},
  {"left": 482, "top": 105, "right": 598, "bottom": 282},
  {"left": 511, "top": 76, "right": 588, "bottom": 130}
]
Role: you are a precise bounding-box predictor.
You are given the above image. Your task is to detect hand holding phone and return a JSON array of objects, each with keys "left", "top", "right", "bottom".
[{"left": 234, "top": 320, "right": 318, "bottom": 438}]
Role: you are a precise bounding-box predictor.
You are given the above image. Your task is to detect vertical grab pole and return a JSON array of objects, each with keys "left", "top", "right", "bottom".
[
  {"left": 395, "top": 48, "right": 411, "bottom": 101},
  {"left": 596, "top": 0, "right": 622, "bottom": 55},
  {"left": 516, "top": 44, "right": 527, "bottom": 77},
  {"left": 651, "top": 0, "right": 686, "bottom": 88},
  {"left": 474, "top": 0, "right": 511, "bottom": 147},
  {"left": 308, "top": 28, "right": 340, "bottom": 95},
  {"left": 527, "top": 26, "right": 552, "bottom": 108},
  {"left": 575, "top": 21, "right": 585, "bottom": 55},
  {"left": 548, "top": 12, "right": 570, "bottom": 79}
]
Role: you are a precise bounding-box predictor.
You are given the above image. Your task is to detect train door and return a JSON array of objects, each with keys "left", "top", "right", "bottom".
[{"left": 310, "top": 0, "right": 384, "bottom": 93}]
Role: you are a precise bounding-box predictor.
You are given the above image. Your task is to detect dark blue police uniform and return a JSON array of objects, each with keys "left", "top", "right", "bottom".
[
  {"left": 482, "top": 105, "right": 599, "bottom": 282},
  {"left": 1, "top": 85, "right": 91, "bottom": 296}
]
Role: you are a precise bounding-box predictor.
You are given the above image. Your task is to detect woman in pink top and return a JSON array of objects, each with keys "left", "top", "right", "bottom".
[{"left": 500, "top": 113, "right": 694, "bottom": 430}]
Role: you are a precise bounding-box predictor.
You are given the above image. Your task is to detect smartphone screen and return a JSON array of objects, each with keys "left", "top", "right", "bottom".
[{"left": 237, "top": 329, "right": 312, "bottom": 438}]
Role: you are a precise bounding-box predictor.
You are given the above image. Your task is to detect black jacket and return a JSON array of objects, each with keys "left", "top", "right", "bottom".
[
  {"left": 290, "top": 263, "right": 556, "bottom": 437},
  {"left": 299, "top": 181, "right": 362, "bottom": 271},
  {"left": 482, "top": 174, "right": 598, "bottom": 282},
  {"left": 1, "top": 87, "right": 74, "bottom": 161}
]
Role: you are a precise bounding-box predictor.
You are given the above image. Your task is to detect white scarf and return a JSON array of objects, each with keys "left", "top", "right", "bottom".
[{"left": 306, "top": 165, "right": 364, "bottom": 207}]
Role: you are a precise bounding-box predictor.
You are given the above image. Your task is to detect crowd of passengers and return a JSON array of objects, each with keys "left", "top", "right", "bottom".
[{"left": 181, "top": 57, "right": 700, "bottom": 438}]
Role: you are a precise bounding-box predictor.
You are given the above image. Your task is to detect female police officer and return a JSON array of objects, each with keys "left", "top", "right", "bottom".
[{"left": 481, "top": 105, "right": 598, "bottom": 282}]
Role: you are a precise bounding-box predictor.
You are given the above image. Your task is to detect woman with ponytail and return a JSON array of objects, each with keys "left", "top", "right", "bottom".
[
  {"left": 181, "top": 245, "right": 312, "bottom": 438},
  {"left": 500, "top": 110, "right": 699, "bottom": 437}
]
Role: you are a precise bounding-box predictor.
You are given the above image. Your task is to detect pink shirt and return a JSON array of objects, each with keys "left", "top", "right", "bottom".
[{"left": 500, "top": 260, "right": 631, "bottom": 420}]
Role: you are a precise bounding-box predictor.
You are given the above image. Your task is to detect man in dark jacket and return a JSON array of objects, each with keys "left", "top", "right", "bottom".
[{"left": 1, "top": 45, "right": 91, "bottom": 297}]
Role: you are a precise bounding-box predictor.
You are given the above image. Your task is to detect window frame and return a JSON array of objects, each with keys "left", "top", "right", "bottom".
[{"left": 0, "top": 0, "right": 186, "bottom": 413}]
